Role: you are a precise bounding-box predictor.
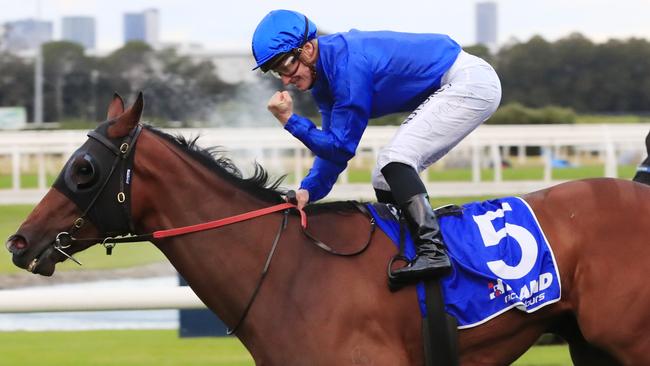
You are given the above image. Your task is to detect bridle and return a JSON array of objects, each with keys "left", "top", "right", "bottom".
[
  {"left": 51, "top": 121, "right": 144, "bottom": 264},
  {"left": 47, "top": 122, "right": 376, "bottom": 334}
]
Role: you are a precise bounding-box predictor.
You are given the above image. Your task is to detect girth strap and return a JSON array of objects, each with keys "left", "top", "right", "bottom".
[
  {"left": 380, "top": 202, "right": 462, "bottom": 366},
  {"left": 423, "top": 280, "right": 459, "bottom": 366}
]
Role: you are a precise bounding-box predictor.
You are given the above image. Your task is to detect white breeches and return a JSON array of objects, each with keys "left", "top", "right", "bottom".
[{"left": 372, "top": 50, "right": 502, "bottom": 191}]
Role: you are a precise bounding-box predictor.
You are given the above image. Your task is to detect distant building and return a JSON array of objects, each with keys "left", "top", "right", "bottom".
[
  {"left": 124, "top": 9, "right": 159, "bottom": 46},
  {"left": 476, "top": 2, "right": 498, "bottom": 52},
  {"left": 62, "top": 16, "right": 96, "bottom": 50},
  {"left": 124, "top": 13, "right": 144, "bottom": 43},
  {"left": 3, "top": 19, "right": 52, "bottom": 52}
]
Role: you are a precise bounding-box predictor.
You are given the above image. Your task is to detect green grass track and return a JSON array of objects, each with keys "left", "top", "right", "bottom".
[{"left": 0, "top": 330, "right": 570, "bottom": 366}]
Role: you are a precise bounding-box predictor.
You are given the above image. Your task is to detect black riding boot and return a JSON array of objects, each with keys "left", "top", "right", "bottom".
[{"left": 392, "top": 193, "right": 451, "bottom": 281}]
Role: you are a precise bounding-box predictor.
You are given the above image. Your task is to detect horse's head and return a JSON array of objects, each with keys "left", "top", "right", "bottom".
[{"left": 5, "top": 93, "right": 144, "bottom": 276}]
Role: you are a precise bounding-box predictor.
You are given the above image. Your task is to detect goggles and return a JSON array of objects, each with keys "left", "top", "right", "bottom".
[{"left": 269, "top": 53, "right": 301, "bottom": 79}]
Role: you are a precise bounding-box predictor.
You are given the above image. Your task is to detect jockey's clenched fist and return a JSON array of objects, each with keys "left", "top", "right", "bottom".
[
  {"left": 294, "top": 189, "right": 309, "bottom": 209},
  {"left": 267, "top": 91, "right": 293, "bottom": 125}
]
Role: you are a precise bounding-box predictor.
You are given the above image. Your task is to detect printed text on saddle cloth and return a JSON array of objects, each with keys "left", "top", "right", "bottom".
[
  {"left": 472, "top": 201, "right": 556, "bottom": 308},
  {"left": 439, "top": 197, "right": 561, "bottom": 327}
]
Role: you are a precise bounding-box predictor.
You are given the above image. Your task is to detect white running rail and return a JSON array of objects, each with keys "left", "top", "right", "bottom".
[
  {"left": 0, "top": 287, "right": 206, "bottom": 313},
  {"left": 1, "top": 123, "right": 648, "bottom": 203}
]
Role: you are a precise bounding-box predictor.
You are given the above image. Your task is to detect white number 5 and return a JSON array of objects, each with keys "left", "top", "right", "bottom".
[{"left": 472, "top": 202, "right": 538, "bottom": 280}]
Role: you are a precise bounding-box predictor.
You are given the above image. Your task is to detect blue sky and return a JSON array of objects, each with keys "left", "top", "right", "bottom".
[{"left": 2, "top": 0, "right": 650, "bottom": 51}]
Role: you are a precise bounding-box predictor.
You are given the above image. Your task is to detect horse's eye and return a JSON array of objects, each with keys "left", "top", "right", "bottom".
[{"left": 71, "top": 154, "right": 97, "bottom": 189}]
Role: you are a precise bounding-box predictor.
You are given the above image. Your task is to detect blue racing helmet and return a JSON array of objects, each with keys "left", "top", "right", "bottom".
[{"left": 252, "top": 10, "right": 317, "bottom": 72}]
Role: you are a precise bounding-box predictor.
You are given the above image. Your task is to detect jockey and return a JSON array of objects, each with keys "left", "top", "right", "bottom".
[{"left": 252, "top": 9, "right": 502, "bottom": 282}]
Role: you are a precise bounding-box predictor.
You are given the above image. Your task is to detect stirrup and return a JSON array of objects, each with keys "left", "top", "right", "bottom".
[
  {"left": 387, "top": 255, "right": 451, "bottom": 291},
  {"left": 387, "top": 254, "right": 412, "bottom": 292},
  {"left": 390, "top": 251, "right": 451, "bottom": 284}
]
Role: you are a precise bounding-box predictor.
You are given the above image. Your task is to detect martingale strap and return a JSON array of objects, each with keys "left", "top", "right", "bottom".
[
  {"left": 223, "top": 201, "right": 375, "bottom": 334},
  {"left": 227, "top": 210, "right": 289, "bottom": 335}
]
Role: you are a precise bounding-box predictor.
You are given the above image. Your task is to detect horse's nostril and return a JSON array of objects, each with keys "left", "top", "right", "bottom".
[{"left": 6, "top": 235, "right": 28, "bottom": 254}]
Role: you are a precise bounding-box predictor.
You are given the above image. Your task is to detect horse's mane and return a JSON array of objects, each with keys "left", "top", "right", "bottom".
[
  {"left": 143, "top": 125, "right": 361, "bottom": 214},
  {"left": 144, "top": 125, "right": 286, "bottom": 203}
]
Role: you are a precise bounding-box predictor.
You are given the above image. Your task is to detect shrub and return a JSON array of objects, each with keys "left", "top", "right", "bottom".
[{"left": 487, "top": 103, "right": 576, "bottom": 124}]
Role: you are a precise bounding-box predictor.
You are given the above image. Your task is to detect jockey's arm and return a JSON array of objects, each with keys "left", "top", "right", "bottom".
[
  {"left": 284, "top": 111, "right": 365, "bottom": 164},
  {"left": 285, "top": 105, "right": 368, "bottom": 202},
  {"left": 285, "top": 57, "right": 372, "bottom": 202},
  {"left": 283, "top": 57, "right": 372, "bottom": 165},
  {"left": 299, "top": 157, "right": 347, "bottom": 202}
]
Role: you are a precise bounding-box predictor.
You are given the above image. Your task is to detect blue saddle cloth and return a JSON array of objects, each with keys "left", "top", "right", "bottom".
[{"left": 367, "top": 197, "right": 561, "bottom": 329}]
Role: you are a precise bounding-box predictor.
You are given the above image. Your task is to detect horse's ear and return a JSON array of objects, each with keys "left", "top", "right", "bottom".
[
  {"left": 106, "top": 93, "right": 125, "bottom": 120},
  {"left": 107, "top": 92, "right": 144, "bottom": 138}
]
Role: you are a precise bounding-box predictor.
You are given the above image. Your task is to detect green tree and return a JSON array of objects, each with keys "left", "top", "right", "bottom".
[
  {"left": 0, "top": 52, "right": 33, "bottom": 119},
  {"left": 497, "top": 36, "right": 556, "bottom": 107},
  {"left": 42, "top": 41, "right": 90, "bottom": 121},
  {"left": 96, "top": 42, "right": 236, "bottom": 124},
  {"left": 551, "top": 33, "right": 595, "bottom": 111},
  {"left": 142, "top": 47, "right": 233, "bottom": 122},
  {"left": 495, "top": 34, "right": 650, "bottom": 113},
  {"left": 100, "top": 41, "right": 155, "bottom": 99}
]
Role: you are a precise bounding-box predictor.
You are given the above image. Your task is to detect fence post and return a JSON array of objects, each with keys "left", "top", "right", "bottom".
[
  {"left": 37, "top": 152, "right": 46, "bottom": 189},
  {"left": 602, "top": 125, "right": 618, "bottom": 178},
  {"left": 472, "top": 140, "right": 480, "bottom": 183},
  {"left": 604, "top": 141, "right": 617, "bottom": 178},
  {"left": 491, "top": 143, "right": 502, "bottom": 182},
  {"left": 11, "top": 150, "right": 20, "bottom": 190},
  {"left": 543, "top": 147, "right": 552, "bottom": 182}
]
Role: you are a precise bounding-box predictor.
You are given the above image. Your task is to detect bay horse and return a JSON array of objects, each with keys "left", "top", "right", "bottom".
[{"left": 6, "top": 94, "right": 650, "bottom": 365}]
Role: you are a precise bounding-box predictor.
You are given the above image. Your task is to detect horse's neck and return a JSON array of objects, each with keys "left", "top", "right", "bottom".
[
  {"left": 133, "top": 132, "right": 263, "bottom": 227},
  {"left": 132, "top": 131, "right": 281, "bottom": 327}
]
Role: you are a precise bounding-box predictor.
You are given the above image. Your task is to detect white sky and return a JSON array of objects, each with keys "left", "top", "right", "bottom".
[{"left": 1, "top": 0, "right": 650, "bottom": 51}]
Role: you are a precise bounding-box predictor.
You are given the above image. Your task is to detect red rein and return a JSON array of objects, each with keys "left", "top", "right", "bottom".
[{"left": 152, "top": 203, "right": 306, "bottom": 239}]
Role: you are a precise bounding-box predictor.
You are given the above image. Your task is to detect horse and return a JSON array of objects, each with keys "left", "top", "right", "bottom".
[{"left": 6, "top": 93, "right": 650, "bottom": 365}]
